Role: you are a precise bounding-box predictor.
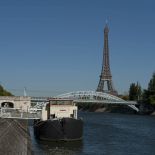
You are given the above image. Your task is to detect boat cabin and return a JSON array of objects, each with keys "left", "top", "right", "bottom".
[{"left": 41, "top": 98, "right": 77, "bottom": 121}]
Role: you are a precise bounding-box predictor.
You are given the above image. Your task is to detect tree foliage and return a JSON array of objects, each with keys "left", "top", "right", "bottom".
[
  {"left": 129, "top": 82, "right": 142, "bottom": 101},
  {"left": 143, "top": 72, "right": 155, "bottom": 105},
  {"left": 0, "top": 85, "right": 13, "bottom": 96},
  {"left": 148, "top": 73, "right": 155, "bottom": 92}
]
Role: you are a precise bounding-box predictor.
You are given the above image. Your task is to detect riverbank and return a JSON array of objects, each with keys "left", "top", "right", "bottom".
[{"left": 78, "top": 103, "right": 155, "bottom": 115}]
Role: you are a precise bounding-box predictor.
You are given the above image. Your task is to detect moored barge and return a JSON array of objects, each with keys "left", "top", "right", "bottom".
[{"left": 34, "top": 98, "right": 83, "bottom": 141}]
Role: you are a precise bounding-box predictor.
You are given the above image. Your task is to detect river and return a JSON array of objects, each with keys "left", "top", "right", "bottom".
[{"left": 30, "top": 112, "right": 155, "bottom": 155}]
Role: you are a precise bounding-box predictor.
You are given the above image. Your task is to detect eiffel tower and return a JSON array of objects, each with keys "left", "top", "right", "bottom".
[{"left": 96, "top": 24, "right": 117, "bottom": 96}]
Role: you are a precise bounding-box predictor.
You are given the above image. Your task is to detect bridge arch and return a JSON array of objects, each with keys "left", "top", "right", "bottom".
[
  {"left": 56, "top": 91, "right": 124, "bottom": 101},
  {"left": 56, "top": 91, "right": 139, "bottom": 112},
  {"left": 1, "top": 102, "right": 14, "bottom": 108}
]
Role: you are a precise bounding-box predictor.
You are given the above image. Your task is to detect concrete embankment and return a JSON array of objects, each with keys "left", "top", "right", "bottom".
[{"left": 0, "top": 118, "right": 33, "bottom": 155}]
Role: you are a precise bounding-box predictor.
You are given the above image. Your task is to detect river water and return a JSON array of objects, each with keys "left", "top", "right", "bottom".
[{"left": 30, "top": 112, "right": 155, "bottom": 155}]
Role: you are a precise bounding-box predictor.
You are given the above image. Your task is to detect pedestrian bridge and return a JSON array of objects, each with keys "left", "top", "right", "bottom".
[
  {"left": 30, "top": 91, "right": 139, "bottom": 112},
  {"left": 56, "top": 91, "right": 139, "bottom": 112}
]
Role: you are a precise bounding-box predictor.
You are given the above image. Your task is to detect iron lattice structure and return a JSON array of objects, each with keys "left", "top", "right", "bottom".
[
  {"left": 56, "top": 91, "right": 139, "bottom": 111},
  {"left": 97, "top": 24, "right": 117, "bottom": 96}
]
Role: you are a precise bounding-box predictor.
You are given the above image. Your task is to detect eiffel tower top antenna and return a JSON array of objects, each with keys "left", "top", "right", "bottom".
[{"left": 105, "top": 19, "right": 108, "bottom": 24}]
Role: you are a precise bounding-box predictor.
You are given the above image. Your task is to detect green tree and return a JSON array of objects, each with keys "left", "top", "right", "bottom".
[
  {"left": 0, "top": 84, "right": 13, "bottom": 96},
  {"left": 148, "top": 73, "right": 155, "bottom": 105},
  {"left": 148, "top": 72, "right": 155, "bottom": 92},
  {"left": 143, "top": 72, "right": 155, "bottom": 105},
  {"left": 129, "top": 82, "right": 142, "bottom": 101},
  {"left": 129, "top": 83, "right": 136, "bottom": 100}
]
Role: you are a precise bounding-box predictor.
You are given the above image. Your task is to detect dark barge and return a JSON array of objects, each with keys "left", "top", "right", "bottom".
[{"left": 34, "top": 98, "right": 83, "bottom": 141}]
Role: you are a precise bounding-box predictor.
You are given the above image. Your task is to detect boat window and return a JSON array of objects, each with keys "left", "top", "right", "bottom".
[
  {"left": 50, "top": 100, "right": 73, "bottom": 105},
  {"left": 70, "top": 114, "right": 74, "bottom": 118},
  {"left": 50, "top": 114, "right": 55, "bottom": 119}
]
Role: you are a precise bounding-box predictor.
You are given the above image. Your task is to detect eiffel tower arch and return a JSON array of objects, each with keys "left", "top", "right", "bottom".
[{"left": 96, "top": 24, "right": 117, "bottom": 96}]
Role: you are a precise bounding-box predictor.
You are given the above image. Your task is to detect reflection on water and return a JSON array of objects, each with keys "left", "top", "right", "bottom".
[
  {"left": 29, "top": 112, "right": 155, "bottom": 155},
  {"left": 36, "top": 140, "right": 83, "bottom": 155}
]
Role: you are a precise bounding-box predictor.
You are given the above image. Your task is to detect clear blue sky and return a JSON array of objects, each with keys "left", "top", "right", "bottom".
[{"left": 0, "top": 0, "right": 155, "bottom": 96}]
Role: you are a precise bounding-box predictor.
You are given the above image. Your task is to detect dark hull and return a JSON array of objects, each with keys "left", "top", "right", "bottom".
[{"left": 34, "top": 118, "right": 83, "bottom": 141}]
